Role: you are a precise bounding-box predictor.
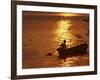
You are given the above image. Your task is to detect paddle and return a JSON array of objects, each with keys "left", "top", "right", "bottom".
[
  {"left": 46, "top": 50, "right": 59, "bottom": 56},
  {"left": 46, "top": 53, "right": 53, "bottom": 56}
]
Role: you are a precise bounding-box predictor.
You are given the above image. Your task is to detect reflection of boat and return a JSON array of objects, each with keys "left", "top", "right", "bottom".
[{"left": 57, "top": 43, "right": 88, "bottom": 60}]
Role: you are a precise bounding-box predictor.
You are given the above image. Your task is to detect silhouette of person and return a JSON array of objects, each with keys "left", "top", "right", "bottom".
[
  {"left": 60, "top": 40, "right": 67, "bottom": 49},
  {"left": 57, "top": 40, "right": 68, "bottom": 60}
]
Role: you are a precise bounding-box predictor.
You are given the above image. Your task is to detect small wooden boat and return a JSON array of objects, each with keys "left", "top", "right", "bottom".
[{"left": 57, "top": 43, "right": 88, "bottom": 60}]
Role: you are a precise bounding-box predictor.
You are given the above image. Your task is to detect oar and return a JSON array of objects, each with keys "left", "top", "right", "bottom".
[
  {"left": 46, "top": 53, "right": 53, "bottom": 56},
  {"left": 46, "top": 50, "right": 56, "bottom": 56},
  {"left": 46, "top": 50, "right": 59, "bottom": 56}
]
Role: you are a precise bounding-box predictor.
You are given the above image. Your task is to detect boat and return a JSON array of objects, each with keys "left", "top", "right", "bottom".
[{"left": 57, "top": 43, "right": 88, "bottom": 60}]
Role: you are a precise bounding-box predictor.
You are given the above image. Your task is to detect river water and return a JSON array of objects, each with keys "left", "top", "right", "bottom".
[{"left": 22, "top": 12, "right": 89, "bottom": 68}]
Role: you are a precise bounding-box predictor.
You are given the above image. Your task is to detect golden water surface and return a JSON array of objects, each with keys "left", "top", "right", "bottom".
[{"left": 22, "top": 12, "right": 89, "bottom": 68}]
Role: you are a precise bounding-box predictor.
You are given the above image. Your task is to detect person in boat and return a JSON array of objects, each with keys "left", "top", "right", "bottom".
[
  {"left": 57, "top": 40, "right": 68, "bottom": 59},
  {"left": 60, "top": 40, "right": 67, "bottom": 49}
]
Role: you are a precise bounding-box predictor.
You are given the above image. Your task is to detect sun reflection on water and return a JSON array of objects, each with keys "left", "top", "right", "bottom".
[
  {"left": 55, "top": 19, "right": 73, "bottom": 47},
  {"left": 60, "top": 56, "right": 79, "bottom": 67},
  {"left": 55, "top": 19, "right": 79, "bottom": 67}
]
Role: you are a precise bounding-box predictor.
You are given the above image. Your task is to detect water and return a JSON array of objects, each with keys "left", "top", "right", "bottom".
[{"left": 22, "top": 12, "right": 89, "bottom": 68}]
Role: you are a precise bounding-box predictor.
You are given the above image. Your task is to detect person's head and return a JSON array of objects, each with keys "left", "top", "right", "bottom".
[{"left": 63, "top": 40, "right": 66, "bottom": 43}]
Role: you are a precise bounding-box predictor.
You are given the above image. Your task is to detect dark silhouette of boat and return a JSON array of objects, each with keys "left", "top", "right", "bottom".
[
  {"left": 46, "top": 43, "right": 88, "bottom": 61},
  {"left": 57, "top": 43, "right": 88, "bottom": 60}
]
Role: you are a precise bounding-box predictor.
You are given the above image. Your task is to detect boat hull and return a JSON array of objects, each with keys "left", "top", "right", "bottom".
[{"left": 57, "top": 43, "right": 88, "bottom": 60}]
